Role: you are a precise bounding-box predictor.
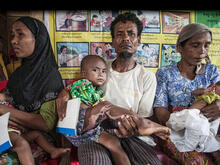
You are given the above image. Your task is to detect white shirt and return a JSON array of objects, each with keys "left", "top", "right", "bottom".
[
  {"left": 102, "top": 60, "right": 157, "bottom": 118},
  {"left": 58, "top": 53, "right": 67, "bottom": 65}
]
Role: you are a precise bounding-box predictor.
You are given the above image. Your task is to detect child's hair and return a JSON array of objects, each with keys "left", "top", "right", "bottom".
[{"left": 80, "top": 55, "right": 107, "bottom": 72}]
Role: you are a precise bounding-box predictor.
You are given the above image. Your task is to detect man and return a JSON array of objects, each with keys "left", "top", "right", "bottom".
[{"left": 56, "top": 13, "right": 169, "bottom": 165}]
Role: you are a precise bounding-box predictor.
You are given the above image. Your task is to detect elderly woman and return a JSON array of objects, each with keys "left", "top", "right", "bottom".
[
  {"left": 0, "top": 16, "right": 64, "bottom": 164},
  {"left": 153, "top": 23, "right": 220, "bottom": 164}
]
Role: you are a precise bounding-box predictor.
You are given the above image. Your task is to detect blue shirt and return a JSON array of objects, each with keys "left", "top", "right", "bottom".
[{"left": 153, "top": 62, "right": 220, "bottom": 108}]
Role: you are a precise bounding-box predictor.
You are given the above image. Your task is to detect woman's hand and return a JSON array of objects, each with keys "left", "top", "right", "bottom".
[
  {"left": 56, "top": 88, "right": 71, "bottom": 121},
  {"left": 200, "top": 100, "right": 220, "bottom": 121}
]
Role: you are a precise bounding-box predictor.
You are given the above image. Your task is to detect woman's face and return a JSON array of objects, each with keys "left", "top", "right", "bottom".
[
  {"left": 11, "top": 21, "right": 35, "bottom": 58},
  {"left": 178, "top": 31, "right": 212, "bottom": 66}
]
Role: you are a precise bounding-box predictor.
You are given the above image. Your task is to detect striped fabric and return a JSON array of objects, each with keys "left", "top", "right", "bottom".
[{"left": 77, "top": 137, "right": 162, "bottom": 165}]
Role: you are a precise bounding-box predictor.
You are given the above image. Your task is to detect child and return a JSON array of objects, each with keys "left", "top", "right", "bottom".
[
  {"left": 190, "top": 82, "right": 220, "bottom": 163},
  {"left": 167, "top": 81, "right": 220, "bottom": 158},
  {"left": 64, "top": 55, "right": 170, "bottom": 165},
  {"left": 0, "top": 94, "right": 70, "bottom": 165}
]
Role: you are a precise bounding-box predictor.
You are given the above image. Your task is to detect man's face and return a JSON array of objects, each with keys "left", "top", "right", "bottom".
[{"left": 112, "top": 21, "right": 140, "bottom": 58}]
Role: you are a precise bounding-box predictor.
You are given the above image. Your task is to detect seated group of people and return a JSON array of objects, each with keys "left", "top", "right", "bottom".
[{"left": 0, "top": 12, "right": 220, "bottom": 165}]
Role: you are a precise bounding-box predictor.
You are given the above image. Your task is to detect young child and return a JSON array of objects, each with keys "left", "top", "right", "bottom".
[
  {"left": 190, "top": 82, "right": 220, "bottom": 110},
  {"left": 167, "top": 81, "right": 220, "bottom": 160},
  {"left": 190, "top": 82, "right": 220, "bottom": 163},
  {"left": 64, "top": 55, "right": 170, "bottom": 165},
  {"left": 0, "top": 94, "right": 70, "bottom": 165}
]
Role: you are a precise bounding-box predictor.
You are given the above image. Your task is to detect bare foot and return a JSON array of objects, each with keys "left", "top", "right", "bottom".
[
  {"left": 50, "top": 148, "right": 71, "bottom": 159},
  {"left": 131, "top": 116, "right": 171, "bottom": 140}
]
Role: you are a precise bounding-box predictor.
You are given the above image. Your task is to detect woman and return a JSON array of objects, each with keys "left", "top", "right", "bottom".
[
  {"left": 153, "top": 23, "right": 220, "bottom": 164},
  {"left": 0, "top": 16, "right": 64, "bottom": 164}
]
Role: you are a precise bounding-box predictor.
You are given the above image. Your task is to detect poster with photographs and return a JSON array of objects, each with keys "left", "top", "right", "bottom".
[
  {"left": 162, "top": 11, "right": 190, "bottom": 34},
  {"left": 57, "top": 42, "right": 89, "bottom": 67},
  {"left": 90, "top": 11, "right": 120, "bottom": 32},
  {"left": 134, "top": 43, "right": 159, "bottom": 67},
  {"left": 131, "top": 10, "right": 160, "bottom": 33},
  {"left": 91, "top": 42, "right": 117, "bottom": 60},
  {"left": 161, "top": 44, "right": 181, "bottom": 67},
  {"left": 55, "top": 10, "right": 89, "bottom": 32},
  {"left": 48, "top": 10, "right": 220, "bottom": 81}
]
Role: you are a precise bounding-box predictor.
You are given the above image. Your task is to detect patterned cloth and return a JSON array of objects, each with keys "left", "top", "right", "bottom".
[
  {"left": 70, "top": 79, "right": 104, "bottom": 106},
  {"left": 77, "top": 135, "right": 162, "bottom": 165},
  {"left": 64, "top": 108, "right": 104, "bottom": 147},
  {"left": 195, "top": 92, "right": 220, "bottom": 104},
  {"left": 65, "top": 79, "right": 106, "bottom": 146},
  {"left": 154, "top": 62, "right": 220, "bottom": 108},
  {"left": 153, "top": 62, "right": 220, "bottom": 165},
  {"left": 0, "top": 100, "right": 59, "bottom": 165}
]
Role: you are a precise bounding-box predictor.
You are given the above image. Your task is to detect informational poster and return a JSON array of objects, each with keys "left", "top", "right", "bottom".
[
  {"left": 195, "top": 10, "right": 220, "bottom": 69},
  {"left": 47, "top": 10, "right": 220, "bottom": 83}
]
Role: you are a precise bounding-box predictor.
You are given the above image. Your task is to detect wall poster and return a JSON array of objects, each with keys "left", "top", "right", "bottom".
[{"left": 47, "top": 10, "right": 220, "bottom": 83}]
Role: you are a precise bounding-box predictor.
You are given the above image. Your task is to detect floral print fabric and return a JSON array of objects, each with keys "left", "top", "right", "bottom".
[{"left": 153, "top": 62, "right": 220, "bottom": 109}]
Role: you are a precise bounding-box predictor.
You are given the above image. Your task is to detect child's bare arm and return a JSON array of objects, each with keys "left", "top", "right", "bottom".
[
  {"left": 106, "top": 105, "right": 133, "bottom": 120},
  {"left": 82, "top": 101, "right": 133, "bottom": 132},
  {"left": 83, "top": 101, "right": 112, "bottom": 132},
  {"left": 193, "top": 84, "right": 215, "bottom": 96}
]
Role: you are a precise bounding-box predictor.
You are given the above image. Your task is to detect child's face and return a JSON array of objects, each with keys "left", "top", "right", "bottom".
[{"left": 83, "top": 59, "right": 107, "bottom": 87}]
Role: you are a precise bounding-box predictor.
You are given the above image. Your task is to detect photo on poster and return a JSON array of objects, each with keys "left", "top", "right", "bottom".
[
  {"left": 57, "top": 42, "right": 89, "bottom": 67},
  {"left": 162, "top": 11, "right": 190, "bottom": 34},
  {"left": 91, "top": 42, "right": 117, "bottom": 60},
  {"left": 195, "top": 10, "right": 220, "bottom": 28},
  {"left": 131, "top": 10, "right": 160, "bottom": 33},
  {"left": 55, "top": 10, "right": 88, "bottom": 32},
  {"left": 161, "top": 44, "right": 181, "bottom": 67},
  {"left": 134, "top": 43, "right": 159, "bottom": 68},
  {"left": 90, "top": 10, "right": 120, "bottom": 32}
]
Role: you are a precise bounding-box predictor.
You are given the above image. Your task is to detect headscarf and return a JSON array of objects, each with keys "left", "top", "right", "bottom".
[
  {"left": 176, "top": 23, "right": 212, "bottom": 74},
  {"left": 7, "top": 16, "right": 64, "bottom": 112},
  {"left": 176, "top": 23, "right": 212, "bottom": 48}
]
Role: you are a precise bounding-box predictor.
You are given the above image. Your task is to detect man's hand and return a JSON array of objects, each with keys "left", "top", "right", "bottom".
[
  {"left": 114, "top": 110, "right": 171, "bottom": 140},
  {"left": 114, "top": 109, "right": 139, "bottom": 138}
]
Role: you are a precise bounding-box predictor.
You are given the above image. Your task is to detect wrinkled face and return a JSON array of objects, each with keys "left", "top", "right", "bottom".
[
  {"left": 178, "top": 31, "right": 212, "bottom": 66},
  {"left": 112, "top": 21, "right": 140, "bottom": 58},
  {"left": 11, "top": 21, "right": 35, "bottom": 58},
  {"left": 82, "top": 59, "right": 107, "bottom": 87}
]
